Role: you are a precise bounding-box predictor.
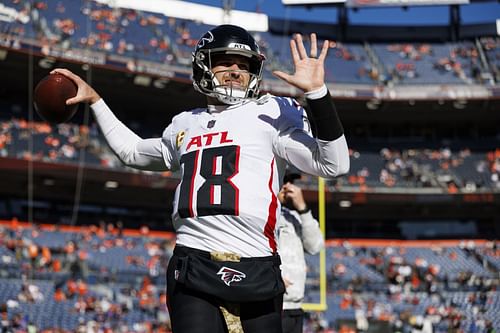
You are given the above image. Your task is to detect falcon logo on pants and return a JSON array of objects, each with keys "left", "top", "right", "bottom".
[{"left": 217, "top": 266, "right": 246, "bottom": 286}]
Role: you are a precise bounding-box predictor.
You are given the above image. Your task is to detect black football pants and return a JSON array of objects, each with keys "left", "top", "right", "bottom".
[
  {"left": 282, "top": 309, "right": 304, "bottom": 333},
  {"left": 166, "top": 252, "right": 284, "bottom": 333}
]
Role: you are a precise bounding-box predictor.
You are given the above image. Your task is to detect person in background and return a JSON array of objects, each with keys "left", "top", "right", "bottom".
[{"left": 278, "top": 168, "right": 324, "bottom": 333}]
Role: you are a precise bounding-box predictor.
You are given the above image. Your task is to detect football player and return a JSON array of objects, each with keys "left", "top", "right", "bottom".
[{"left": 53, "top": 24, "right": 349, "bottom": 333}]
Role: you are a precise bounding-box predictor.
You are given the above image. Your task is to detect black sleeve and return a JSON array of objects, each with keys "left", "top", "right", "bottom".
[{"left": 305, "top": 90, "right": 344, "bottom": 141}]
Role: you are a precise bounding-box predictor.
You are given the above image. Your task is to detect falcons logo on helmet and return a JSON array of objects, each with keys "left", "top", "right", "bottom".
[
  {"left": 217, "top": 266, "right": 246, "bottom": 286},
  {"left": 196, "top": 31, "right": 214, "bottom": 49}
]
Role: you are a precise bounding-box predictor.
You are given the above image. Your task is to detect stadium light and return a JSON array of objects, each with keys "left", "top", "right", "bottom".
[
  {"left": 104, "top": 181, "right": 119, "bottom": 189},
  {"left": 38, "top": 57, "right": 55, "bottom": 69},
  {"left": 133, "top": 75, "right": 152, "bottom": 87},
  {"left": 366, "top": 98, "right": 381, "bottom": 110},
  {"left": 153, "top": 78, "right": 170, "bottom": 89},
  {"left": 452, "top": 99, "right": 467, "bottom": 109},
  {"left": 339, "top": 200, "right": 352, "bottom": 208},
  {"left": 43, "top": 178, "right": 55, "bottom": 186}
]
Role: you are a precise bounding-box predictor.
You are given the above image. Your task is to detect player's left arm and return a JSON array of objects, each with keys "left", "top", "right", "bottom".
[
  {"left": 273, "top": 33, "right": 349, "bottom": 178},
  {"left": 273, "top": 32, "right": 344, "bottom": 142},
  {"left": 273, "top": 33, "right": 327, "bottom": 94}
]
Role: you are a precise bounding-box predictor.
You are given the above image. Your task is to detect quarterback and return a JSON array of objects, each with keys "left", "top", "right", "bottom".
[{"left": 53, "top": 24, "right": 349, "bottom": 333}]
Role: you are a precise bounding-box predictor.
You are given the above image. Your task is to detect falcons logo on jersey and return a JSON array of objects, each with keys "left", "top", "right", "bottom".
[{"left": 217, "top": 266, "right": 246, "bottom": 286}]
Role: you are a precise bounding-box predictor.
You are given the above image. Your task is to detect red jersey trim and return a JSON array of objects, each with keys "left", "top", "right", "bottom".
[{"left": 264, "top": 158, "right": 278, "bottom": 253}]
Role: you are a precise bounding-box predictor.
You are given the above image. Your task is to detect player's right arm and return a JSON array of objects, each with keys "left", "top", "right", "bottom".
[
  {"left": 91, "top": 99, "right": 169, "bottom": 171},
  {"left": 51, "top": 68, "right": 170, "bottom": 171}
]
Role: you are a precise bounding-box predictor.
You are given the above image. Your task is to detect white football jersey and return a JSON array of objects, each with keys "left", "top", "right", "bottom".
[
  {"left": 91, "top": 95, "right": 348, "bottom": 258},
  {"left": 159, "top": 95, "right": 347, "bottom": 257}
]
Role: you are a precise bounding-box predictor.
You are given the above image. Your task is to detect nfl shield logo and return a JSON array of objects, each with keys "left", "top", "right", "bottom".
[{"left": 207, "top": 120, "right": 216, "bottom": 128}]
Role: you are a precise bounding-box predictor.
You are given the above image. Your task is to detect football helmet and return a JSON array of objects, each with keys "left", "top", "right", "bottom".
[{"left": 192, "top": 25, "right": 265, "bottom": 105}]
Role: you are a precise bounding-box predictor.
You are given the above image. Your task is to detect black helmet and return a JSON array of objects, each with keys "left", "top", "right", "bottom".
[{"left": 192, "top": 24, "right": 265, "bottom": 105}]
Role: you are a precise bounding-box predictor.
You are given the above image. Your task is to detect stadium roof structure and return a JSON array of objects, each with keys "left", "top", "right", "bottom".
[
  {"left": 0, "top": 0, "right": 498, "bottom": 102},
  {"left": 94, "top": 0, "right": 269, "bottom": 32},
  {"left": 282, "top": 0, "right": 492, "bottom": 7}
]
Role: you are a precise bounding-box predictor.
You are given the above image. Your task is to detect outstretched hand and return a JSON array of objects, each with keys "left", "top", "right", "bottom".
[
  {"left": 50, "top": 68, "right": 101, "bottom": 105},
  {"left": 273, "top": 33, "right": 329, "bottom": 93}
]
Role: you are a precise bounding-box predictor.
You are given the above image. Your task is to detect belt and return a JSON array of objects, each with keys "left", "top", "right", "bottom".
[{"left": 173, "top": 245, "right": 281, "bottom": 265}]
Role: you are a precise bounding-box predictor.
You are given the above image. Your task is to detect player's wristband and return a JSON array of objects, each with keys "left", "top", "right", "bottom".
[
  {"left": 306, "top": 90, "right": 344, "bottom": 141},
  {"left": 297, "top": 206, "right": 311, "bottom": 215}
]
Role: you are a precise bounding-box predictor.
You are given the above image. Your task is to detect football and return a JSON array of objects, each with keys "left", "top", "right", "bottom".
[{"left": 33, "top": 73, "right": 79, "bottom": 124}]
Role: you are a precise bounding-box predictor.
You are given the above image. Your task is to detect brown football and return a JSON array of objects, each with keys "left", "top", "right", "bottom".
[{"left": 34, "top": 73, "right": 78, "bottom": 124}]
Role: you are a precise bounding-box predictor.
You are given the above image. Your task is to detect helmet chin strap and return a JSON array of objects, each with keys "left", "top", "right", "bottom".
[{"left": 212, "top": 76, "right": 248, "bottom": 105}]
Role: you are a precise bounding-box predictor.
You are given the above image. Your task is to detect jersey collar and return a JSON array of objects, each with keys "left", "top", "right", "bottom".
[{"left": 207, "top": 100, "right": 251, "bottom": 114}]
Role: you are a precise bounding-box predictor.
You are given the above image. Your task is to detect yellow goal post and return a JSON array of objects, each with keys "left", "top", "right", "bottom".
[{"left": 302, "top": 177, "right": 328, "bottom": 312}]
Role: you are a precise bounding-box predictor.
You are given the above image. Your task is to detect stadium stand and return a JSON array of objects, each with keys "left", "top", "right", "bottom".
[
  {"left": 1, "top": 0, "right": 499, "bottom": 85},
  {"left": 1, "top": 116, "right": 499, "bottom": 193},
  {"left": 0, "top": 221, "right": 172, "bottom": 332},
  {"left": 0, "top": 222, "right": 497, "bottom": 332}
]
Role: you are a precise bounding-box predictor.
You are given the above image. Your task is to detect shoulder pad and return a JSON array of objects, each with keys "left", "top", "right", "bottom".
[{"left": 256, "top": 94, "right": 273, "bottom": 105}]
